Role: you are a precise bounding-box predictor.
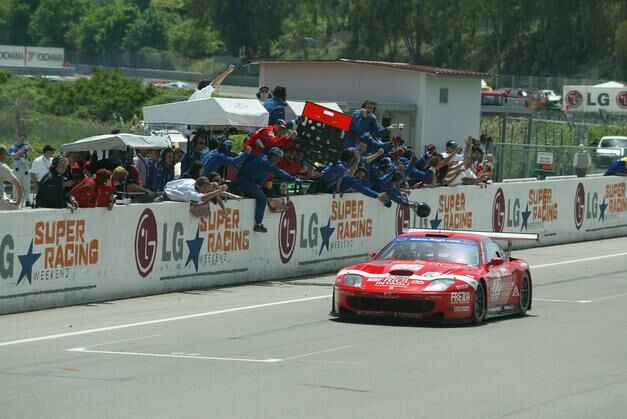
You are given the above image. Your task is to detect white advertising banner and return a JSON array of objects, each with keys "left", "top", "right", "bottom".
[
  {"left": 1, "top": 176, "right": 626, "bottom": 314},
  {"left": 25, "top": 46, "right": 64, "bottom": 68},
  {"left": 563, "top": 85, "right": 627, "bottom": 113},
  {"left": 0, "top": 45, "right": 25, "bottom": 67}
]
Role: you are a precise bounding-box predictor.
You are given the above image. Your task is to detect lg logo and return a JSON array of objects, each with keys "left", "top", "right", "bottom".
[{"left": 134, "top": 209, "right": 158, "bottom": 277}]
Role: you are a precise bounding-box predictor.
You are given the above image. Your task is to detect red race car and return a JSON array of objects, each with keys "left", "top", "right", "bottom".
[{"left": 331, "top": 229, "right": 538, "bottom": 324}]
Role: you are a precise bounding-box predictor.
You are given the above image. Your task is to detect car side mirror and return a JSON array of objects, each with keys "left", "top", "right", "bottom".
[
  {"left": 486, "top": 257, "right": 504, "bottom": 267},
  {"left": 368, "top": 250, "right": 377, "bottom": 260}
]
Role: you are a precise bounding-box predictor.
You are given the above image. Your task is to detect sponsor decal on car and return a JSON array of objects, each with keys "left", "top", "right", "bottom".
[
  {"left": 375, "top": 277, "right": 410, "bottom": 287},
  {"left": 390, "top": 263, "right": 424, "bottom": 271},
  {"left": 453, "top": 306, "right": 471, "bottom": 312},
  {"left": 455, "top": 284, "right": 469, "bottom": 290},
  {"left": 450, "top": 292, "right": 470, "bottom": 303}
]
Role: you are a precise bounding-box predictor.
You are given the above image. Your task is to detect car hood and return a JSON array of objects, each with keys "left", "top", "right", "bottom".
[{"left": 338, "top": 260, "right": 481, "bottom": 291}]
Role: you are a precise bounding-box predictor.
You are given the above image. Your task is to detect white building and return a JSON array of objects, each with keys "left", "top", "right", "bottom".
[{"left": 252, "top": 59, "right": 489, "bottom": 153}]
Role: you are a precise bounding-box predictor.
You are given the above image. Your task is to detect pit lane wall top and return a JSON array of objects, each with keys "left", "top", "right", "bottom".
[{"left": 1, "top": 176, "right": 625, "bottom": 314}]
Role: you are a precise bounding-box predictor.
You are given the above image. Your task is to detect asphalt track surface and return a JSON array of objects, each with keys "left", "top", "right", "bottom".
[{"left": 1, "top": 237, "right": 626, "bottom": 419}]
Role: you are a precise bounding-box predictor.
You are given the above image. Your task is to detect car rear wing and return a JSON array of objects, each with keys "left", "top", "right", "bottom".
[
  {"left": 405, "top": 229, "right": 539, "bottom": 242},
  {"left": 405, "top": 229, "right": 539, "bottom": 257}
]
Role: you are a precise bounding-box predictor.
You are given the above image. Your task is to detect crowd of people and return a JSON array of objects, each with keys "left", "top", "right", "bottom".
[{"left": 19, "top": 78, "right": 622, "bottom": 233}]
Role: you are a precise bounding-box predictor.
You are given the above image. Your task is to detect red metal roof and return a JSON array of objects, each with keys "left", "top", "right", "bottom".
[{"left": 248, "top": 58, "right": 494, "bottom": 77}]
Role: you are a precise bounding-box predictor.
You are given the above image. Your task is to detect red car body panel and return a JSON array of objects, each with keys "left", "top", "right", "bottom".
[{"left": 333, "top": 231, "right": 531, "bottom": 322}]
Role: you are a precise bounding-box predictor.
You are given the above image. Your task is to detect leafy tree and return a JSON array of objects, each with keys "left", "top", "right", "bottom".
[
  {"left": 167, "top": 19, "right": 224, "bottom": 58},
  {"left": 123, "top": 8, "right": 169, "bottom": 52},
  {"left": 184, "top": 0, "right": 288, "bottom": 58},
  {"left": 67, "top": 1, "right": 140, "bottom": 56},
  {"left": 0, "top": 0, "right": 38, "bottom": 45},
  {"left": 29, "top": 0, "right": 86, "bottom": 47}
]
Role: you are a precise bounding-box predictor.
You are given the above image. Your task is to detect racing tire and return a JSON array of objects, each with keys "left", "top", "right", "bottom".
[
  {"left": 515, "top": 272, "right": 532, "bottom": 316},
  {"left": 472, "top": 281, "right": 487, "bottom": 325},
  {"left": 329, "top": 287, "right": 339, "bottom": 317}
]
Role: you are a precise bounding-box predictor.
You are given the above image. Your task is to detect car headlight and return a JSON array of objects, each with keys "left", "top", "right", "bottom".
[
  {"left": 424, "top": 278, "right": 455, "bottom": 291},
  {"left": 342, "top": 274, "right": 363, "bottom": 288}
]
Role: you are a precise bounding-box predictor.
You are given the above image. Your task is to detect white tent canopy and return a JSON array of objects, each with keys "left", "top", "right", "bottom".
[
  {"left": 143, "top": 98, "right": 269, "bottom": 128},
  {"left": 593, "top": 81, "right": 625, "bottom": 88},
  {"left": 142, "top": 97, "right": 345, "bottom": 130},
  {"left": 60, "top": 133, "right": 171, "bottom": 153}
]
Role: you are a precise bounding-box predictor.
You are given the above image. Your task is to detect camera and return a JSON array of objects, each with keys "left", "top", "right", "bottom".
[{"left": 398, "top": 123, "right": 404, "bottom": 130}]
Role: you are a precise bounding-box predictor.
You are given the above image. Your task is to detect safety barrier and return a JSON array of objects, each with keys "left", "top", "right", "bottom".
[{"left": 1, "top": 176, "right": 625, "bottom": 314}]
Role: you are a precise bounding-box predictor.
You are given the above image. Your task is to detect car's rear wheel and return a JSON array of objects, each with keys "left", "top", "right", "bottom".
[
  {"left": 516, "top": 272, "right": 532, "bottom": 316},
  {"left": 472, "top": 282, "right": 487, "bottom": 325}
]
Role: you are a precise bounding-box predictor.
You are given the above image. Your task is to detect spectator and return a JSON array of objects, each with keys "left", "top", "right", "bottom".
[
  {"left": 35, "top": 156, "right": 79, "bottom": 211},
  {"left": 384, "top": 172, "right": 418, "bottom": 210},
  {"left": 573, "top": 144, "right": 592, "bottom": 178},
  {"left": 0, "top": 144, "right": 24, "bottom": 210},
  {"left": 201, "top": 140, "right": 251, "bottom": 176},
  {"left": 321, "top": 149, "right": 389, "bottom": 204},
  {"left": 31, "top": 144, "right": 55, "bottom": 184},
  {"left": 188, "top": 64, "right": 235, "bottom": 101},
  {"left": 344, "top": 99, "right": 397, "bottom": 152},
  {"left": 181, "top": 133, "right": 207, "bottom": 173},
  {"left": 8, "top": 134, "right": 32, "bottom": 206},
  {"left": 64, "top": 152, "right": 85, "bottom": 190},
  {"left": 605, "top": 157, "right": 627, "bottom": 176},
  {"left": 236, "top": 147, "right": 301, "bottom": 233},
  {"left": 244, "top": 120, "right": 296, "bottom": 154},
  {"left": 70, "top": 169, "right": 115, "bottom": 209},
  {"left": 109, "top": 166, "right": 129, "bottom": 194},
  {"left": 165, "top": 176, "right": 231, "bottom": 216},
  {"left": 256, "top": 86, "right": 272, "bottom": 102},
  {"left": 277, "top": 148, "right": 319, "bottom": 178},
  {"left": 181, "top": 161, "right": 204, "bottom": 180},
  {"left": 133, "top": 148, "right": 151, "bottom": 187},
  {"left": 471, "top": 146, "right": 485, "bottom": 175},
  {"left": 442, "top": 140, "right": 464, "bottom": 161},
  {"left": 148, "top": 149, "right": 175, "bottom": 191},
  {"left": 173, "top": 148, "right": 185, "bottom": 178},
  {"left": 263, "top": 86, "right": 289, "bottom": 125}
]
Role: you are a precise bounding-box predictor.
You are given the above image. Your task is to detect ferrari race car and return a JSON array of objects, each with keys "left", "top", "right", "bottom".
[{"left": 331, "top": 229, "right": 538, "bottom": 324}]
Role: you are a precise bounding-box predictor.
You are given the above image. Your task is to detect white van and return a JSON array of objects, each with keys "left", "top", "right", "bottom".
[{"left": 595, "top": 136, "right": 627, "bottom": 165}]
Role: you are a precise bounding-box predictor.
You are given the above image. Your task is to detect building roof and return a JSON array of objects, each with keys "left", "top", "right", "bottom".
[{"left": 249, "top": 58, "right": 494, "bottom": 77}]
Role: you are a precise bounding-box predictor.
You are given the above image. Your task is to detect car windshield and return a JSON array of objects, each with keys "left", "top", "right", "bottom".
[
  {"left": 600, "top": 138, "right": 627, "bottom": 148},
  {"left": 375, "top": 236, "right": 481, "bottom": 266}
]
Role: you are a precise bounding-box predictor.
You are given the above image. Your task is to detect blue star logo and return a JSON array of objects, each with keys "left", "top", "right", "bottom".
[
  {"left": 520, "top": 205, "right": 531, "bottom": 231},
  {"left": 430, "top": 210, "right": 442, "bottom": 229},
  {"left": 17, "top": 240, "right": 41, "bottom": 286},
  {"left": 598, "top": 198, "right": 608, "bottom": 222},
  {"left": 185, "top": 227, "right": 204, "bottom": 272},
  {"left": 319, "top": 218, "right": 335, "bottom": 255}
]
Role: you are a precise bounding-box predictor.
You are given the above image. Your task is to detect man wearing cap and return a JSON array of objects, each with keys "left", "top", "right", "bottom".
[
  {"left": 31, "top": 145, "right": 56, "bottom": 186},
  {"left": 9, "top": 134, "right": 32, "bottom": 206},
  {"left": 70, "top": 169, "right": 115, "bottom": 209},
  {"left": 0, "top": 144, "right": 24, "bottom": 210},
  {"left": 201, "top": 141, "right": 252, "bottom": 177},
  {"left": 573, "top": 144, "right": 592, "bottom": 177},
  {"left": 236, "top": 147, "right": 301, "bottom": 233},
  {"left": 345, "top": 99, "right": 397, "bottom": 153},
  {"left": 263, "top": 86, "right": 289, "bottom": 126},
  {"left": 244, "top": 119, "right": 297, "bottom": 154},
  {"left": 442, "top": 140, "right": 464, "bottom": 161},
  {"left": 605, "top": 157, "right": 627, "bottom": 176}
]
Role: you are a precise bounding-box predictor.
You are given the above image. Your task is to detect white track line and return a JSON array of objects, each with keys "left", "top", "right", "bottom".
[
  {"left": 531, "top": 252, "right": 627, "bottom": 269},
  {"left": 65, "top": 347, "right": 282, "bottom": 363},
  {"left": 283, "top": 345, "right": 355, "bottom": 360},
  {"left": 534, "top": 298, "right": 591, "bottom": 304},
  {"left": 0, "top": 295, "right": 331, "bottom": 348}
]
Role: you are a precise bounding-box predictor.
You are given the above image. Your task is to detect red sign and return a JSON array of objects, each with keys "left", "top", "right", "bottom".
[
  {"left": 566, "top": 90, "right": 583, "bottom": 108},
  {"left": 492, "top": 188, "right": 505, "bottom": 232},
  {"left": 574, "top": 183, "right": 585, "bottom": 230},
  {"left": 302, "top": 102, "right": 352, "bottom": 131},
  {"left": 134, "top": 209, "right": 158, "bottom": 278},
  {"left": 616, "top": 91, "right": 627, "bottom": 109},
  {"left": 396, "top": 204, "right": 410, "bottom": 236},
  {"left": 278, "top": 201, "right": 297, "bottom": 264}
]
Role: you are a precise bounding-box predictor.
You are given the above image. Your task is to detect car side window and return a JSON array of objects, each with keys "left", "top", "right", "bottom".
[{"left": 483, "top": 239, "right": 505, "bottom": 262}]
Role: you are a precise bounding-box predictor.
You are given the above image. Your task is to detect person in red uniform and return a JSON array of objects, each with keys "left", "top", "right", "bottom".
[
  {"left": 244, "top": 119, "right": 297, "bottom": 154},
  {"left": 69, "top": 169, "right": 115, "bottom": 209}
]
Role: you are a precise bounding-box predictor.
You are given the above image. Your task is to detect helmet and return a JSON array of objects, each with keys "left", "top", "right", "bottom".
[
  {"left": 413, "top": 202, "right": 431, "bottom": 218},
  {"left": 379, "top": 157, "right": 392, "bottom": 169}
]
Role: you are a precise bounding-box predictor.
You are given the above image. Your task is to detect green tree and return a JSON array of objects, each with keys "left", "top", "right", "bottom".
[
  {"left": 0, "top": 0, "right": 38, "bottom": 45},
  {"left": 184, "top": 0, "right": 288, "bottom": 58},
  {"left": 167, "top": 19, "right": 224, "bottom": 58},
  {"left": 67, "top": 1, "right": 140, "bottom": 56},
  {"left": 29, "top": 0, "right": 86, "bottom": 47},
  {"left": 122, "top": 8, "right": 169, "bottom": 52}
]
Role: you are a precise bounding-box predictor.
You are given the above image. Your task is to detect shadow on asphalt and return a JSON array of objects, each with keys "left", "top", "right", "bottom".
[{"left": 329, "top": 313, "right": 539, "bottom": 328}]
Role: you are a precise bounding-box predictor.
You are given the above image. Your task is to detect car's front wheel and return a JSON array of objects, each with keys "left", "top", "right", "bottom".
[
  {"left": 516, "top": 272, "right": 532, "bottom": 316},
  {"left": 472, "top": 281, "right": 487, "bottom": 325}
]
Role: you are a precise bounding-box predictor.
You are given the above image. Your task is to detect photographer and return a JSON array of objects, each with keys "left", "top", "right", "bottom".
[{"left": 9, "top": 134, "right": 32, "bottom": 206}]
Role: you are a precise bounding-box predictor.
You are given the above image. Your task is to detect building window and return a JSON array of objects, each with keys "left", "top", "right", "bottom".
[{"left": 440, "top": 88, "right": 448, "bottom": 104}]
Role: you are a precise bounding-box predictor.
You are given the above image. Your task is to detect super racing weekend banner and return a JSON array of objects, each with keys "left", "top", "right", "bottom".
[{"left": 0, "top": 176, "right": 625, "bottom": 314}]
